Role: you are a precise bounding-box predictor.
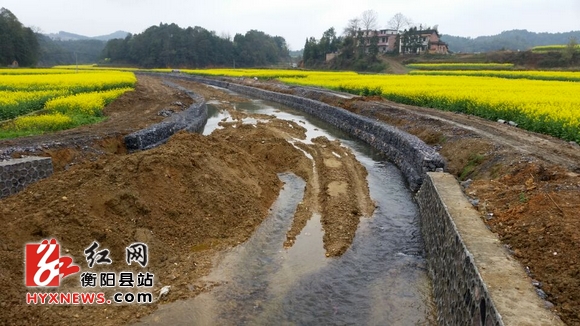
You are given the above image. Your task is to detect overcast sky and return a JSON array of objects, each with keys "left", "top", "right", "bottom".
[{"left": 3, "top": 0, "right": 580, "bottom": 50}]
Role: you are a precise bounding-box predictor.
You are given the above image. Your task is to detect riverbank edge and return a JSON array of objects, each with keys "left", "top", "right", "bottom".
[
  {"left": 162, "top": 73, "right": 444, "bottom": 191},
  {"left": 176, "top": 74, "right": 562, "bottom": 325}
]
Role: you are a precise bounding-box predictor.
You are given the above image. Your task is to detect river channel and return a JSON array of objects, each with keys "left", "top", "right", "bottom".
[{"left": 137, "top": 95, "right": 436, "bottom": 325}]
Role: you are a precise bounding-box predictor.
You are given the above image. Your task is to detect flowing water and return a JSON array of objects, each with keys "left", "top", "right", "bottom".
[{"left": 138, "top": 98, "right": 436, "bottom": 325}]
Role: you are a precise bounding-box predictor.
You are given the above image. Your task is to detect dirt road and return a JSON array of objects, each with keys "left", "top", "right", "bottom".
[{"left": 1, "top": 75, "right": 579, "bottom": 324}]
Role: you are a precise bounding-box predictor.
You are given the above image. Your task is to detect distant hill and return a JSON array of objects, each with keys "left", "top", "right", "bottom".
[
  {"left": 289, "top": 49, "right": 303, "bottom": 58},
  {"left": 442, "top": 29, "right": 580, "bottom": 53},
  {"left": 37, "top": 30, "right": 130, "bottom": 66},
  {"left": 37, "top": 34, "right": 107, "bottom": 66},
  {"left": 46, "top": 30, "right": 130, "bottom": 41},
  {"left": 93, "top": 31, "right": 130, "bottom": 41},
  {"left": 46, "top": 31, "right": 89, "bottom": 41}
]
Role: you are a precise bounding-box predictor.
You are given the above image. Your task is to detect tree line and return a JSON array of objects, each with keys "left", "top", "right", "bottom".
[
  {"left": 102, "top": 23, "right": 290, "bottom": 68},
  {"left": 443, "top": 29, "right": 580, "bottom": 53},
  {"left": 1, "top": 7, "right": 290, "bottom": 68},
  {"left": 0, "top": 7, "right": 39, "bottom": 66}
]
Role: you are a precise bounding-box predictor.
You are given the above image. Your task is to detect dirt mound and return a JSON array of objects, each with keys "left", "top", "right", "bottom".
[
  {"left": 0, "top": 95, "right": 377, "bottom": 325},
  {"left": 470, "top": 162, "right": 580, "bottom": 321},
  {"left": 0, "top": 130, "right": 284, "bottom": 325}
]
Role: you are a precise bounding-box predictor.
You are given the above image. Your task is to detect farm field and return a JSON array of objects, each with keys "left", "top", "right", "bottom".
[
  {"left": 0, "top": 69, "right": 135, "bottom": 138},
  {"left": 405, "top": 62, "right": 515, "bottom": 70},
  {"left": 532, "top": 44, "right": 580, "bottom": 53},
  {"left": 408, "top": 69, "right": 580, "bottom": 82},
  {"left": 176, "top": 68, "right": 580, "bottom": 143},
  {"left": 0, "top": 71, "right": 579, "bottom": 324}
]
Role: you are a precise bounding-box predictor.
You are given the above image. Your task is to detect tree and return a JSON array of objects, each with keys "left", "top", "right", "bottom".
[
  {"left": 361, "top": 10, "right": 378, "bottom": 32},
  {"left": 303, "top": 37, "right": 320, "bottom": 65},
  {"left": 102, "top": 23, "right": 287, "bottom": 68},
  {"left": 320, "top": 27, "right": 339, "bottom": 54},
  {"left": 563, "top": 37, "right": 578, "bottom": 63},
  {"left": 356, "top": 30, "right": 366, "bottom": 59},
  {"left": 0, "top": 7, "right": 39, "bottom": 66},
  {"left": 388, "top": 13, "right": 412, "bottom": 32},
  {"left": 343, "top": 17, "right": 361, "bottom": 37},
  {"left": 401, "top": 27, "right": 424, "bottom": 54},
  {"left": 368, "top": 33, "right": 379, "bottom": 59}
]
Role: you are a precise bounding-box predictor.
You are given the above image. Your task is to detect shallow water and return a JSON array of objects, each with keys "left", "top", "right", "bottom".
[{"left": 138, "top": 98, "right": 436, "bottom": 325}]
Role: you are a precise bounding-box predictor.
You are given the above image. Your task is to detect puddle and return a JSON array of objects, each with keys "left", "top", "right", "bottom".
[
  {"left": 203, "top": 104, "right": 268, "bottom": 135},
  {"left": 202, "top": 105, "right": 230, "bottom": 135},
  {"left": 139, "top": 93, "right": 436, "bottom": 325}
]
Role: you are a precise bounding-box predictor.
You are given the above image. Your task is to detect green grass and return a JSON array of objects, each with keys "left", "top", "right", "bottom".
[
  {"left": 460, "top": 153, "right": 486, "bottom": 180},
  {"left": 0, "top": 114, "right": 106, "bottom": 139},
  {"left": 531, "top": 45, "right": 580, "bottom": 53}
]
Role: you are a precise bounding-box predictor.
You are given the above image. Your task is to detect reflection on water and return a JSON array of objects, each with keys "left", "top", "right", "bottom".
[{"left": 139, "top": 97, "right": 436, "bottom": 325}]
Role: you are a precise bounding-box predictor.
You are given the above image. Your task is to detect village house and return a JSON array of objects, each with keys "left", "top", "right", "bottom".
[
  {"left": 360, "top": 27, "right": 449, "bottom": 55},
  {"left": 401, "top": 28, "right": 449, "bottom": 54}
]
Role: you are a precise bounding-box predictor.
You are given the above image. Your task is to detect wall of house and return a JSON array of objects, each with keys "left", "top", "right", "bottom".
[{"left": 428, "top": 32, "right": 439, "bottom": 43}]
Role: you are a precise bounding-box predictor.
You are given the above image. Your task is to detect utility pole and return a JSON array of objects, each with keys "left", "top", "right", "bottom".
[
  {"left": 399, "top": 33, "right": 402, "bottom": 54},
  {"left": 75, "top": 52, "right": 78, "bottom": 73}
]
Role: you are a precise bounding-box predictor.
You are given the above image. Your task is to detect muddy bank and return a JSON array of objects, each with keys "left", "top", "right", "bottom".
[
  {"left": 124, "top": 81, "right": 208, "bottom": 151},
  {"left": 213, "top": 111, "right": 375, "bottom": 256},
  {"left": 0, "top": 130, "right": 283, "bottom": 325},
  {"left": 162, "top": 73, "right": 445, "bottom": 191},
  {"left": 0, "top": 92, "right": 376, "bottom": 325}
]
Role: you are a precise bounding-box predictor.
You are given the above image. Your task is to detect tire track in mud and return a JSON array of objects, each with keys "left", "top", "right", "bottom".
[
  {"left": 369, "top": 101, "right": 580, "bottom": 171},
  {"left": 210, "top": 103, "right": 376, "bottom": 257}
]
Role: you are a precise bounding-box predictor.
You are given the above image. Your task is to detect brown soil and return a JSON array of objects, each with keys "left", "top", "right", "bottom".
[
  {"left": 0, "top": 76, "right": 375, "bottom": 325},
  {"left": 1, "top": 74, "right": 579, "bottom": 324},
  {"left": 0, "top": 75, "right": 192, "bottom": 163}
]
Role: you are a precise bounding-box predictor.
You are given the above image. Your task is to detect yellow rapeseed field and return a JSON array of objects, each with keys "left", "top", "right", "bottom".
[
  {"left": 0, "top": 90, "right": 68, "bottom": 120},
  {"left": 406, "top": 63, "right": 515, "bottom": 70},
  {"left": 276, "top": 73, "right": 580, "bottom": 142},
  {"left": 45, "top": 88, "right": 133, "bottom": 116},
  {"left": 13, "top": 113, "right": 73, "bottom": 131},
  {"left": 0, "top": 71, "right": 136, "bottom": 92},
  {"left": 179, "top": 68, "right": 580, "bottom": 142},
  {"left": 0, "top": 69, "right": 135, "bottom": 137},
  {"left": 409, "top": 69, "right": 580, "bottom": 82}
]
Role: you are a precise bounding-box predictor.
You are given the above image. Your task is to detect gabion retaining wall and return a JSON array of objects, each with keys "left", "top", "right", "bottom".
[
  {"left": 0, "top": 156, "right": 53, "bottom": 199},
  {"left": 417, "top": 173, "right": 502, "bottom": 325},
  {"left": 417, "top": 172, "right": 563, "bottom": 325},
  {"left": 170, "top": 75, "right": 444, "bottom": 191},
  {"left": 124, "top": 81, "right": 208, "bottom": 151},
  {"left": 0, "top": 80, "right": 208, "bottom": 199}
]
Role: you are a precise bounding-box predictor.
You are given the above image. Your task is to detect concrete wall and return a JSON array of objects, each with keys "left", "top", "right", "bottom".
[
  {"left": 169, "top": 75, "right": 445, "bottom": 191},
  {"left": 0, "top": 156, "right": 53, "bottom": 199},
  {"left": 124, "top": 80, "right": 208, "bottom": 151},
  {"left": 417, "top": 173, "right": 563, "bottom": 325}
]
